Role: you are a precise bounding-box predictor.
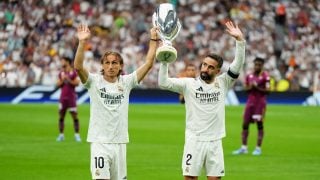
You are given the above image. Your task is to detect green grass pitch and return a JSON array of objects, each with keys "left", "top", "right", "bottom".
[{"left": 0, "top": 104, "right": 319, "bottom": 180}]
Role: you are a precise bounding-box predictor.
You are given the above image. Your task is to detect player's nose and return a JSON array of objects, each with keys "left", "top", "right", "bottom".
[{"left": 202, "top": 67, "right": 209, "bottom": 72}]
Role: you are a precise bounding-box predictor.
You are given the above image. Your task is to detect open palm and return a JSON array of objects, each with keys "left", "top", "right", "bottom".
[
  {"left": 77, "top": 24, "right": 91, "bottom": 41},
  {"left": 225, "top": 21, "right": 244, "bottom": 41}
]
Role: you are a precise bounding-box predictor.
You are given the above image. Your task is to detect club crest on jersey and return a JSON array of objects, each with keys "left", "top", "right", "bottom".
[
  {"left": 117, "top": 85, "right": 124, "bottom": 92},
  {"left": 95, "top": 169, "right": 100, "bottom": 176},
  {"left": 214, "top": 82, "right": 220, "bottom": 88}
]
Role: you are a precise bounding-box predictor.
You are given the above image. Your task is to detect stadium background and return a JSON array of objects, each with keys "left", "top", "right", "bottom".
[
  {"left": 0, "top": 0, "right": 320, "bottom": 180},
  {"left": 0, "top": 0, "right": 319, "bottom": 92}
]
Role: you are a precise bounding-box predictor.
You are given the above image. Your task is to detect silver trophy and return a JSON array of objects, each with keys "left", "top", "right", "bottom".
[{"left": 152, "top": 3, "right": 181, "bottom": 63}]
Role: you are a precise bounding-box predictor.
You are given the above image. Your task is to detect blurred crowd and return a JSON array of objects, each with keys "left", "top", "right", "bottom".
[{"left": 0, "top": 0, "right": 319, "bottom": 91}]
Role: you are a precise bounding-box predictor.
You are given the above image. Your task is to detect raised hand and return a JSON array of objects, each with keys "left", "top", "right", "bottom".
[
  {"left": 77, "top": 24, "right": 91, "bottom": 41},
  {"left": 225, "top": 21, "right": 244, "bottom": 41}
]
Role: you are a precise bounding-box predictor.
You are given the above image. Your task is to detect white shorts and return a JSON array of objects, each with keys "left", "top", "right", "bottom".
[
  {"left": 182, "top": 138, "right": 225, "bottom": 177},
  {"left": 90, "top": 143, "right": 127, "bottom": 180}
]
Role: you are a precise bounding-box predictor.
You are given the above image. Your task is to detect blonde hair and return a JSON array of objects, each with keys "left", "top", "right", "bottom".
[{"left": 100, "top": 51, "right": 124, "bottom": 76}]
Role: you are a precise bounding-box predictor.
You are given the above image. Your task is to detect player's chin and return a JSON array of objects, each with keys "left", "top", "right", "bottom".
[
  {"left": 200, "top": 72, "right": 211, "bottom": 81},
  {"left": 106, "top": 71, "right": 117, "bottom": 76}
]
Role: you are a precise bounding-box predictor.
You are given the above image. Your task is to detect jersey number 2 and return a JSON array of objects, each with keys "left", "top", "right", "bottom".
[{"left": 186, "top": 154, "right": 192, "bottom": 165}]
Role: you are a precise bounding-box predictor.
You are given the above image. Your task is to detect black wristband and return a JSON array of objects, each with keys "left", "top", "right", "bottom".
[
  {"left": 150, "top": 38, "right": 159, "bottom": 41},
  {"left": 227, "top": 69, "right": 239, "bottom": 79}
]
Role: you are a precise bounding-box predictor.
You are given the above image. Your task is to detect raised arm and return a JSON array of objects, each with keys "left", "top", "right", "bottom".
[
  {"left": 225, "top": 21, "right": 246, "bottom": 77},
  {"left": 74, "top": 24, "right": 91, "bottom": 84},
  {"left": 158, "top": 62, "right": 186, "bottom": 93},
  {"left": 158, "top": 63, "right": 170, "bottom": 89},
  {"left": 136, "top": 27, "right": 159, "bottom": 83}
]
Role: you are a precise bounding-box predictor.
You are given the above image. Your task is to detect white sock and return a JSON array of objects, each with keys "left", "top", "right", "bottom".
[{"left": 241, "top": 145, "right": 247, "bottom": 150}]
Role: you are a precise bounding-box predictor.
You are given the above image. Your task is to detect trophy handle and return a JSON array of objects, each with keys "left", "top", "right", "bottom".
[{"left": 168, "top": 21, "right": 181, "bottom": 41}]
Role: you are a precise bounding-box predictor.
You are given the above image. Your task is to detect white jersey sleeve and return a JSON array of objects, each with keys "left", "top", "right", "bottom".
[
  {"left": 83, "top": 72, "right": 95, "bottom": 89},
  {"left": 158, "top": 63, "right": 187, "bottom": 94},
  {"left": 217, "top": 73, "right": 236, "bottom": 92},
  {"left": 216, "top": 40, "right": 246, "bottom": 93},
  {"left": 121, "top": 71, "right": 138, "bottom": 89},
  {"left": 228, "top": 40, "right": 246, "bottom": 78}
]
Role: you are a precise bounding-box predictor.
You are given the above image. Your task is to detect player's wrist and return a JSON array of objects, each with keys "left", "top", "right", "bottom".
[
  {"left": 150, "top": 38, "right": 160, "bottom": 42},
  {"left": 79, "top": 39, "right": 87, "bottom": 44},
  {"left": 235, "top": 36, "right": 245, "bottom": 42}
]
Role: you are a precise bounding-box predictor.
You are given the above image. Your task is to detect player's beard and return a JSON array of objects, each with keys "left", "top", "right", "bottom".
[{"left": 200, "top": 72, "right": 212, "bottom": 81}]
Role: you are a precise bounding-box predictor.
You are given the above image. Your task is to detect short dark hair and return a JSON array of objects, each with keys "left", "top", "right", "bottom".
[
  {"left": 254, "top": 57, "right": 265, "bottom": 64},
  {"left": 63, "top": 56, "right": 72, "bottom": 65},
  {"left": 206, "top": 53, "right": 224, "bottom": 68}
]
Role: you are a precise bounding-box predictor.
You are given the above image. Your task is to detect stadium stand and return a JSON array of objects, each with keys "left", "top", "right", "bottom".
[{"left": 0, "top": 0, "right": 319, "bottom": 91}]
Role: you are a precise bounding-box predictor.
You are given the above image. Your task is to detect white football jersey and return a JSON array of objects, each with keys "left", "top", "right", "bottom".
[
  {"left": 159, "top": 40, "right": 245, "bottom": 142},
  {"left": 159, "top": 72, "right": 235, "bottom": 141},
  {"left": 83, "top": 72, "right": 138, "bottom": 143}
]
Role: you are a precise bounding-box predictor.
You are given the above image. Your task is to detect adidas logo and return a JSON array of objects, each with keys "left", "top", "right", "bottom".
[
  {"left": 99, "top": 88, "right": 106, "bottom": 92},
  {"left": 196, "top": 86, "right": 203, "bottom": 92}
]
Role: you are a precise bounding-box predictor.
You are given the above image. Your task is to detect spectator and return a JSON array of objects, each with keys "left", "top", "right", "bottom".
[{"left": 0, "top": 0, "right": 319, "bottom": 91}]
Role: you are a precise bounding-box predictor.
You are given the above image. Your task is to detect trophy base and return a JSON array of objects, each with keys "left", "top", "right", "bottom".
[{"left": 156, "top": 45, "right": 177, "bottom": 63}]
